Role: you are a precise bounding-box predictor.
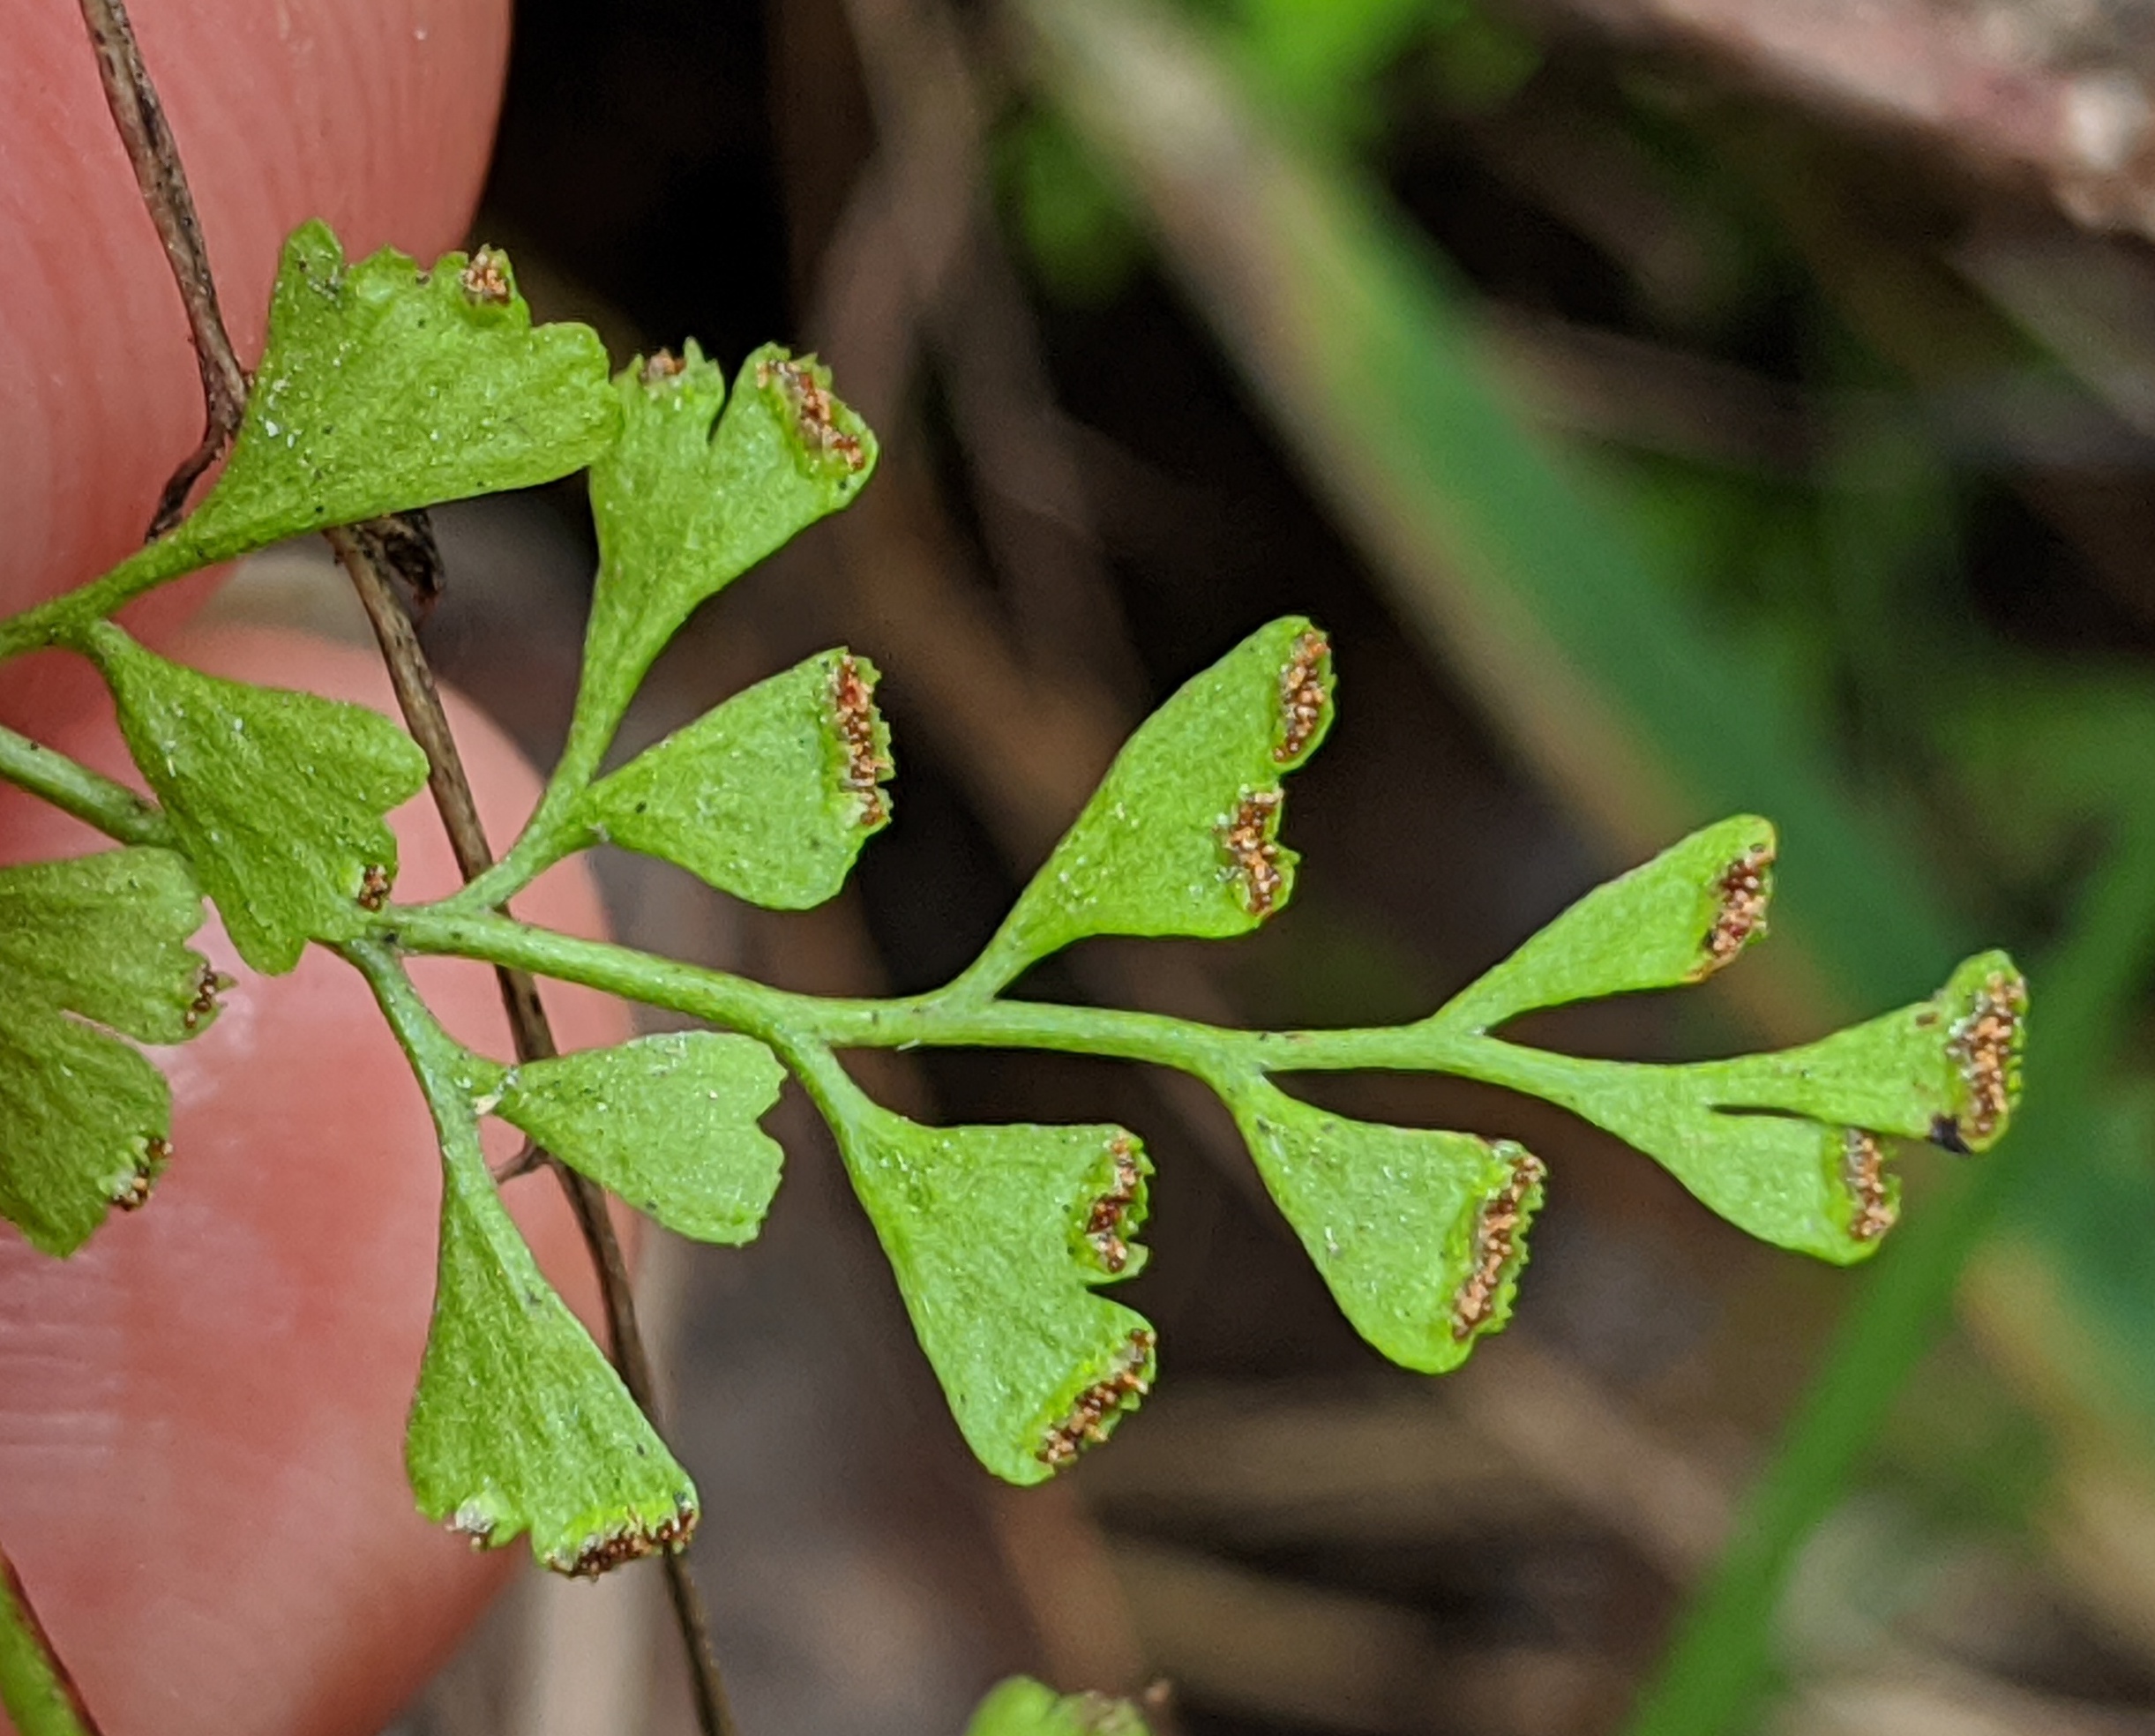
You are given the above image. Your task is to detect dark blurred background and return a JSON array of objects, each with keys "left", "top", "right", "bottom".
[{"left": 318, "top": 0, "right": 2155, "bottom": 1730}]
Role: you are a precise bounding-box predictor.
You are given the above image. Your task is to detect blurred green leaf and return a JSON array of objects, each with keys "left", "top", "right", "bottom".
[
  {"left": 1003, "top": 111, "right": 1146, "bottom": 305},
  {"left": 965, "top": 1677, "right": 1151, "bottom": 1736},
  {"left": 490, "top": 1032, "right": 787, "bottom": 1245},
  {"left": 0, "top": 849, "right": 213, "bottom": 1254},
  {"left": 90, "top": 624, "right": 428, "bottom": 975},
  {"left": 579, "top": 649, "right": 891, "bottom": 909},
  {"left": 1227, "top": 0, "right": 1433, "bottom": 138}
]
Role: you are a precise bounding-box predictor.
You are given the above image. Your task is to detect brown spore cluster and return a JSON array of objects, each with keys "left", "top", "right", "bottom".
[
  {"left": 640, "top": 348, "right": 686, "bottom": 386},
  {"left": 1038, "top": 1329, "right": 1155, "bottom": 1470},
  {"left": 357, "top": 863, "right": 392, "bottom": 912},
  {"left": 1450, "top": 1149, "right": 1545, "bottom": 1341},
  {"left": 1274, "top": 629, "right": 1329, "bottom": 764},
  {"left": 1085, "top": 1135, "right": 1145, "bottom": 1274},
  {"left": 1702, "top": 843, "right": 1774, "bottom": 970},
  {"left": 1948, "top": 970, "right": 2027, "bottom": 1145},
  {"left": 114, "top": 1135, "right": 172, "bottom": 1211},
  {"left": 1222, "top": 788, "right": 1285, "bottom": 917},
  {"left": 759, "top": 355, "right": 866, "bottom": 473},
  {"left": 182, "top": 962, "right": 227, "bottom": 1031},
  {"left": 829, "top": 655, "right": 888, "bottom": 826},
  {"left": 565, "top": 1505, "right": 697, "bottom": 1579},
  {"left": 1841, "top": 1129, "right": 1897, "bottom": 1242},
  {"left": 458, "top": 248, "right": 513, "bottom": 307}
]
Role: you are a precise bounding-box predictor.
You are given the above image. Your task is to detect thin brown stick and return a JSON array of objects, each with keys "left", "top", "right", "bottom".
[
  {"left": 76, "top": 0, "right": 249, "bottom": 537},
  {"left": 76, "top": 4, "right": 735, "bottom": 1731},
  {"left": 329, "top": 535, "right": 737, "bottom": 1736}
]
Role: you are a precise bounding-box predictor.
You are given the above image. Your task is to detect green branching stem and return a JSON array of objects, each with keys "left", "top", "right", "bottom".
[
  {"left": 384, "top": 904, "right": 1797, "bottom": 1109},
  {"left": 0, "top": 726, "right": 168, "bottom": 849},
  {"left": 0, "top": 545, "right": 196, "bottom": 667},
  {"left": 340, "top": 939, "right": 483, "bottom": 1146},
  {"left": 433, "top": 790, "right": 592, "bottom": 918}
]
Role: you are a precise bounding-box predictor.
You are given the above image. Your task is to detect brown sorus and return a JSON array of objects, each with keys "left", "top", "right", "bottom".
[
  {"left": 1702, "top": 844, "right": 1774, "bottom": 970},
  {"left": 1948, "top": 970, "right": 2026, "bottom": 1145},
  {"left": 565, "top": 1507, "right": 696, "bottom": 1579},
  {"left": 182, "top": 961, "right": 225, "bottom": 1030},
  {"left": 1841, "top": 1129, "right": 1896, "bottom": 1242},
  {"left": 1039, "top": 1330, "right": 1155, "bottom": 1469},
  {"left": 1222, "top": 788, "right": 1285, "bottom": 917},
  {"left": 357, "top": 863, "right": 393, "bottom": 911},
  {"left": 458, "top": 248, "right": 512, "bottom": 307},
  {"left": 1275, "top": 629, "right": 1329, "bottom": 764},
  {"left": 1086, "top": 1135, "right": 1144, "bottom": 1274},
  {"left": 1451, "top": 1149, "right": 1545, "bottom": 1341},
  {"left": 829, "top": 655, "right": 888, "bottom": 827},
  {"left": 758, "top": 355, "right": 866, "bottom": 473}
]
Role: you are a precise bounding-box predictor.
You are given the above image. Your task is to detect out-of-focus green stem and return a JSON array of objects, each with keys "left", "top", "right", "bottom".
[{"left": 0, "top": 1547, "right": 101, "bottom": 1736}]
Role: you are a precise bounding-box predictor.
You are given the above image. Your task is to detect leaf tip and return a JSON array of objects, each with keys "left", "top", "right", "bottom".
[
  {"left": 1450, "top": 1143, "right": 1545, "bottom": 1343},
  {"left": 1038, "top": 1327, "right": 1156, "bottom": 1471}
]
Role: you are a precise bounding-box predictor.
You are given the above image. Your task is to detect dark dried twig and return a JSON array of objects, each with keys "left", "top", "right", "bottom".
[
  {"left": 74, "top": 5, "right": 734, "bottom": 1732},
  {"left": 76, "top": 0, "right": 249, "bottom": 537}
]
